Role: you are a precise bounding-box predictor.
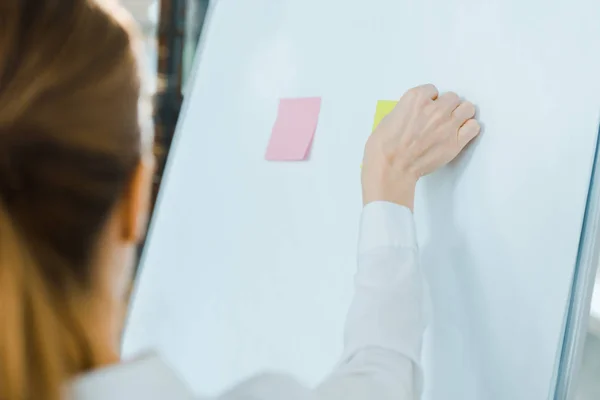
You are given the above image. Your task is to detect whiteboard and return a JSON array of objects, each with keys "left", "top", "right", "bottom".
[{"left": 123, "top": 1, "right": 600, "bottom": 399}]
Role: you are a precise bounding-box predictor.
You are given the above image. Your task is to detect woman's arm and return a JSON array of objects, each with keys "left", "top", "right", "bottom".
[
  {"left": 218, "top": 203, "right": 424, "bottom": 400},
  {"left": 316, "top": 84, "right": 480, "bottom": 399},
  {"left": 315, "top": 201, "right": 425, "bottom": 400},
  {"left": 218, "top": 84, "right": 479, "bottom": 400}
]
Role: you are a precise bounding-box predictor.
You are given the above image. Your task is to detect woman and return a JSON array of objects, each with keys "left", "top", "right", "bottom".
[{"left": 0, "top": 1, "right": 480, "bottom": 400}]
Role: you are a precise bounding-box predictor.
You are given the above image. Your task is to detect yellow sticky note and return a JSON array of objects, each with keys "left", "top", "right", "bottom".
[{"left": 372, "top": 100, "right": 398, "bottom": 131}]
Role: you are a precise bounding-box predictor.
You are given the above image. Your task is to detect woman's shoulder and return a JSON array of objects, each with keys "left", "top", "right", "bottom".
[
  {"left": 68, "top": 354, "right": 195, "bottom": 400},
  {"left": 68, "top": 354, "right": 313, "bottom": 400}
]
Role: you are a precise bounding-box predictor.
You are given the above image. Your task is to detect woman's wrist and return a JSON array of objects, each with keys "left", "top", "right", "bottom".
[{"left": 362, "top": 167, "right": 418, "bottom": 210}]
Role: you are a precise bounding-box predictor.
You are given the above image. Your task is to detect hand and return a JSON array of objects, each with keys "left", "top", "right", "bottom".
[{"left": 362, "top": 84, "right": 480, "bottom": 210}]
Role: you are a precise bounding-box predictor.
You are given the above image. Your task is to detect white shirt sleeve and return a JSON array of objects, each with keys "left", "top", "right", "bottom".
[
  {"left": 218, "top": 201, "right": 428, "bottom": 400},
  {"left": 315, "top": 201, "right": 427, "bottom": 400},
  {"left": 68, "top": 203, "right": 427, "bottom": 400}
]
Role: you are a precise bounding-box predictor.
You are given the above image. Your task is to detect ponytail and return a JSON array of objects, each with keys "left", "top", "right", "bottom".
[
  {"left": 0, "top": 0, "right": 147, "bottom": 397},
  {"left": 0, "top": 201, "right": 97, "bottom": 400},
  {"left": 0, "top": 200, "right": 29, "bottom": 399}
]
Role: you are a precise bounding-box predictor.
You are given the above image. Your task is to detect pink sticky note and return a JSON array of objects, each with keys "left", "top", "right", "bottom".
[{"left": 265, "top": 97, "right": 322, "bottom": 161}]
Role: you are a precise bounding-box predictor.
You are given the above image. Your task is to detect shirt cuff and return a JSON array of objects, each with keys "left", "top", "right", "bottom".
[{"left": 359, "top": 201, "right": 418, "bottom": 254}]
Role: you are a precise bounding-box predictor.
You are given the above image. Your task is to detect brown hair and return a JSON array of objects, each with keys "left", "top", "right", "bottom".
[{"left": 0, "top": 1, "right": 148, "bottom": 399}]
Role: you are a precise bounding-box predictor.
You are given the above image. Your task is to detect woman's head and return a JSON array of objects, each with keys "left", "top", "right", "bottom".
[{"left": 0, "top": 1, "right": 154, "bottom": 399}]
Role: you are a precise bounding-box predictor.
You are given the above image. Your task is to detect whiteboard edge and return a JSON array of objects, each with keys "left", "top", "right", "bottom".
[
  {"left": 553, "top": 121, "right": 600, "bottom": 399},
  {"left": 121, "top": 1, "right": 220, "bottom": 350}
]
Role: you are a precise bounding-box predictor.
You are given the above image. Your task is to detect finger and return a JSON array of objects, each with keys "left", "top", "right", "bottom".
[
  {"left": 404, "top": 84, "right": 439, "bottom": 102},
  {"left": 452, "top": 101, "right": 476, "bottom": 126},
  {"left": 436, "top": 91, "right": 461, "bottom": 113},
  {"left": 457, "top": 119, "right": 481, "bottom": 148},
  {"left": 416, "top": 83, "right": 439, "bottom": 100}
]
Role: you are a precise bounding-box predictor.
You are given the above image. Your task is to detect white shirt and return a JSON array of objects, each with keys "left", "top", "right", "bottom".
[{"left": 69, "top": 201, "right": 428, "bottom": 400}]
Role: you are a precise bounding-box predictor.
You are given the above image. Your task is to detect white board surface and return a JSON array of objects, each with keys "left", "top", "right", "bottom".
[{"left": 123, "top": 1, "right": 600, "bottom": 399}]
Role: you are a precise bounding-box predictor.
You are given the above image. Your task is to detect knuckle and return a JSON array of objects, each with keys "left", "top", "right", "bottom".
[
  {"left": 405, "top": 86, "right": 422, "bottom": 99},
  {"left": 463, "top": 101, "right": 476, "bottom": 115},
  {"left": 442, "top": 91, "right": 460, "bottom": 104},
  {"left": 420, "top": 83, "right": 437, "bottom": 94},
  {"left": 465, "top": 118, "right": 480, "bottom": 130},
  {"left": 463, "top": 100, "right": 475, "bottom": 110},
  {"left": 453, "top": 101, "right": 476, "bottom": 120},
  {"left": 459, "top": 119, "right": 481, "bottom": 140},
  {"left": 403, "top": 84, "right": 438, "bottom": 109},
  {"left": 403, "top": 84, "right": 438, "bottom": 107}
]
